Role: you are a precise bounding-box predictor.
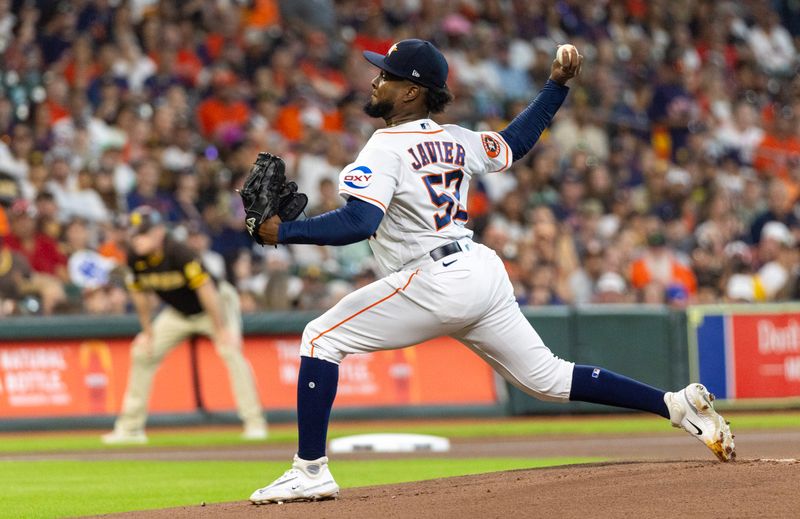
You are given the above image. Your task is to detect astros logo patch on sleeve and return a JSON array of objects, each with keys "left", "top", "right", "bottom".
[
  {"left": 343, "top": 166, "right": 373, "bottom": 189},
  {"left": 482, "top": 134, "right": 501, "bottom": 158}
]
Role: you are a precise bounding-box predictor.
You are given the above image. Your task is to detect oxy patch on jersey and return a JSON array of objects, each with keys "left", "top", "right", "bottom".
[{"left": 343, "top": 166, "right": 373, "bottom": 189}]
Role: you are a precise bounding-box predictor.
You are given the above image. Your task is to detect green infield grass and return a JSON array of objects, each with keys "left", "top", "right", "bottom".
[
  {"left": 0, "top": 457, "right": 600, "bottom": 518},
  {"left": 0, "top": 411, "right": 798, "bottom": 453}
]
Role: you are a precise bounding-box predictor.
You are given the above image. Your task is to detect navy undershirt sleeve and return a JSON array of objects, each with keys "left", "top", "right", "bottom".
[
  {"left": 277, "top": 197, "right": 383, "bottom": 245},
  {"left": 499, "top": 79, "right": 569, "bottom": 162}
]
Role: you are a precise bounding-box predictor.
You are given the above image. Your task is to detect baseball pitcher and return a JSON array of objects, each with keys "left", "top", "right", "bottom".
[{"left": 241, "top": 40, "right": 735, "bottom": 504}]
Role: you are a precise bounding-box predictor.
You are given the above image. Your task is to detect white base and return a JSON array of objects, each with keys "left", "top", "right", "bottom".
[{"left": 329, "top": 433, "right": 450, "bottom": 454}]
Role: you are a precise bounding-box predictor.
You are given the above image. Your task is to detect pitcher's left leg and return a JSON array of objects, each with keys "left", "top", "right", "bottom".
[
  {"left": 456, "top": 301, "right": 733, "bottom": 460},
  {"left": 454, "top": 302, "right": 574, "bottom": 402}
]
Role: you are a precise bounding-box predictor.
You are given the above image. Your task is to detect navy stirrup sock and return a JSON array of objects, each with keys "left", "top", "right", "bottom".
[
  {"left": 297, "top": 356, "right": 339, "bottom": 460},
  {"left": 569, "top": 365, "right": 670, "bottom": 419}
]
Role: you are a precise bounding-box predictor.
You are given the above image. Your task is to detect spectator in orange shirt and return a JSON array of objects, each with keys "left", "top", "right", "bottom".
[
  {"left": 63, "top": 36, "right": 101, "bottom": 88},
  {"left": 243, "top": 0, "right": 281, "bottom": 31},
  {"left": 196, "top": 69, "right": 251, "bottom": 140},
  {"left": 0, "top": 205, "right": 8, "bottom": 238},
  {"left": 43, "top": 75, "right": 70, "bottom": 125},
  {"left": 97, "top": 217, "right": 128, "bottom": 266},
  {"left": 631, "top": 231, "right": 697, "bottom": 298},
  {"left": 274, "top": 103, "right": 304, "bottom": 142},
  {"left": 299, "top": 32, "right": 348, "bottom": 100},
  {"left": 753, "top": 107, "right": 800, "bottom": 180},
  {"left": 274, "top": 90, "right": 339, "bottom": 143}
]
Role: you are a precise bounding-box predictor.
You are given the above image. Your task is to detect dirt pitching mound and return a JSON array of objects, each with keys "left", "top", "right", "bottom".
[{"left": 106, "top": 459, "right": 799, "bottom": 519}]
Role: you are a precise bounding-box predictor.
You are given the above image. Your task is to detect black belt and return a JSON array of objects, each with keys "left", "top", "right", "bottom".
[{"left": 429, "top": 241, "right": 462, "bottom": 261}]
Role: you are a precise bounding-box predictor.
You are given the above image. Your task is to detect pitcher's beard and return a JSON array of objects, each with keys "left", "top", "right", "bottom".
[{"left": 363, "top": 99, "right": 393, "bottom": 118}]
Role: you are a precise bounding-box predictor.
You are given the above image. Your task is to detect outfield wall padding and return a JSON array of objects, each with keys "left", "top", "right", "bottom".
[{"left": 0, "top": 307, "right": 692, "bottom": 429}]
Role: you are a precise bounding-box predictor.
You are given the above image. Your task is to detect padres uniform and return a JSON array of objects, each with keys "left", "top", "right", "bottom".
[
  {"left": 303, "top": 120, "right": 573, "bottom": 400},
  {"left": 111, "top": 236, "right": 266, "bottom": 437}
]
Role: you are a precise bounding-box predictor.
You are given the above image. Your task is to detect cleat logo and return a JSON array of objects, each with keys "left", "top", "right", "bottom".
[
  {"left": 686, "top": 419, "right": 703, "bottom": 436},
  {"left": 271, "top": 476, "right": 298, "bottom": 488}
]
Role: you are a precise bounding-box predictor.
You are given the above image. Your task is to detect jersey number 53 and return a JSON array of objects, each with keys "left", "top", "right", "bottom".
[{"left": 422, "top": 169, "right": 468, "bottom": 230}]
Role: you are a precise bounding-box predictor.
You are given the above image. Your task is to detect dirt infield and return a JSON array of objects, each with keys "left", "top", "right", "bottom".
[
  {"left": 79, "top": 426, "right": 800, "bottom": 519},
  {"left": 103, "top": 459, "right": 800, "bottom": 519}
]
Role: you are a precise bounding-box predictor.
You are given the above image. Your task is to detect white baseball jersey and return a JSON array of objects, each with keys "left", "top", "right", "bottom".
[
  {"left": 304, "top": 116, "right": 575, "bottom": 405},
  {"left": 338, "top": 118, "right": 513, "bottom": 274}
]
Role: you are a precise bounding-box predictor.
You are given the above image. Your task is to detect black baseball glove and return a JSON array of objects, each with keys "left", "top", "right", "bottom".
[{"left": 239, "top": 153, "right": 308, "bottom": 245}]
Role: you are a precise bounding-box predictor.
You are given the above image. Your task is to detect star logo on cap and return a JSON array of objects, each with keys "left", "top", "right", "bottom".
[{"left": 386, "top": 43, "right": 398, "bottom": 56}]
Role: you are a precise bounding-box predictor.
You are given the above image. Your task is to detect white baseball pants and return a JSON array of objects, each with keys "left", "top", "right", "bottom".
[{"left": 301, "top": 241, "right": 574, "bottom": 402}]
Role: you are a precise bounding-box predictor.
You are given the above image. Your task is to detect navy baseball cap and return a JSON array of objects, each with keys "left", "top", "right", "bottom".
[{"left": 363, "top": 39, "right": 449, "bottom": 90}]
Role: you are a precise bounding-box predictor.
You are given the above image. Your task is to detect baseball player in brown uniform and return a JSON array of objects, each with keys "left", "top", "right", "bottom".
[{"left": 102, "top": 206, "right": 267, "bottom": 443}]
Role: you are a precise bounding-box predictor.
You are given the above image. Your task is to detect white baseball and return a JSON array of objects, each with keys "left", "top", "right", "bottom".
[{"left": 557, "top": 44, "right": 577, "bottom": 67}]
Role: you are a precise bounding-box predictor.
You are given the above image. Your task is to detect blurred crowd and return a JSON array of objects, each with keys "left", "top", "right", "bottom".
[{"left": 1, "top": 0, "right": 800, "bottom": 316}]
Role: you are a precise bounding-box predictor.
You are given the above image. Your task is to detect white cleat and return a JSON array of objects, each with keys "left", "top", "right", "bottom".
[
  {"left": 250, "top": 454, "right": 339, "bottom": 504},
  {"left": 101, "top": 429, "right": 148, "bottom": 445},
  {"left": 664, "top": 383, "right": 736, "bottom": 462}
]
